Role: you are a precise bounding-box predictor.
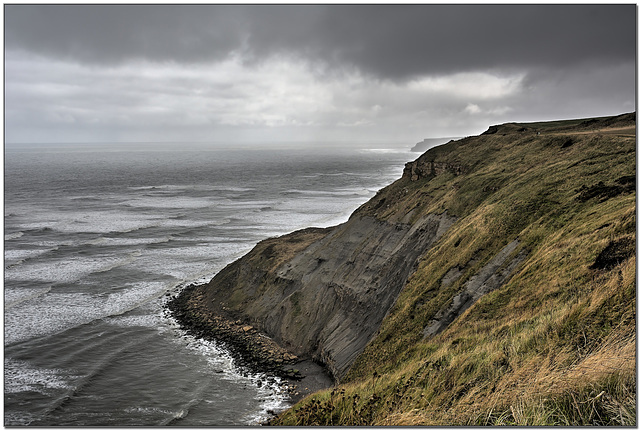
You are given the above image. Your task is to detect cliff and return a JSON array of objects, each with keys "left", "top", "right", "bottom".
[
  {"left": 410, "top": 137, "right": 460, "bottom": 152},
  {"left": 187, "top": 206, "right": 456, "bottom": 381},
  {"left": 172, "top": 112, "right": 636, "bottom": 425}
]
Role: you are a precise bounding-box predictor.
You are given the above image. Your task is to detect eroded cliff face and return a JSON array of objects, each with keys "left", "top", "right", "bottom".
[
  {"left": 403, "top": 159, "right": 466, "bottom": 182},
  {"left": 197, "top": 211, "right": 455, "bottom": 381},
  {"left": 258, "top": 114, "right": 635, "bottom": 426},
  {"left": 178, "top": 113, "right": 636, "bottom": 426}
]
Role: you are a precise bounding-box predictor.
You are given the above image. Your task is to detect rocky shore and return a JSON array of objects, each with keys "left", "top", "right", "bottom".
[{"left": 164, "top": 283, "right": 333, "bottom": 405}]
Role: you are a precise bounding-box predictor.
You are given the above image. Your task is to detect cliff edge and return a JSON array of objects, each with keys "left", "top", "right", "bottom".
[{"left": 171, "top": 112, "right": 636, "bottom": 425}]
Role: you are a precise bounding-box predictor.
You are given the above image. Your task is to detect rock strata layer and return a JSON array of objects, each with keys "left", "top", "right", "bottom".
[{"left": 422, "top": 239, "right": 527, "bottom": 338}]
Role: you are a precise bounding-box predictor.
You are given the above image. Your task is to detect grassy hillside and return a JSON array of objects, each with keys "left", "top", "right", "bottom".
[{"left": 270, "top": 113, "right": 636, "bottom": 426}]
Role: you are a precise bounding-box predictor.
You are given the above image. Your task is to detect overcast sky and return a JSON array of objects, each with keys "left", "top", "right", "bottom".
[{"left": 4, "top": 4, "right": 636, "bottom": 147}]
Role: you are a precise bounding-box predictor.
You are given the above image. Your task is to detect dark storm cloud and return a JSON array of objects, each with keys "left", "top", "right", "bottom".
[
  {"left": 4, "top": 4, "right": 635, "bottom": 145},
  {"left": 4, "top": 5, "right": 247, "bottom": 63},
  {"left": 5, "top": 4, "right": 636, "bottom": 79},
  {"left": 249, "top": 4, "right": 636, "bottom": 78}
]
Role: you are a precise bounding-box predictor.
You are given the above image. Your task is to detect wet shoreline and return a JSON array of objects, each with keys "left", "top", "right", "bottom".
[{"left": 164, "top": 283, "right": 333, "bottom": 416}]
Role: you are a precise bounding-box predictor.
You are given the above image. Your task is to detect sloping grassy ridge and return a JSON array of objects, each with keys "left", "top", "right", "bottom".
[{"left": 270, "top": 113, "right": 636, "bottom": 425}]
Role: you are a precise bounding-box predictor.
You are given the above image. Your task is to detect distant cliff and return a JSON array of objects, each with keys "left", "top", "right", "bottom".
[
  {"left": 176, "top": 112, "right": 636, "bottom": 426},
  {"left": 410, "top": 136, "right": 461, "bottom": 152}
]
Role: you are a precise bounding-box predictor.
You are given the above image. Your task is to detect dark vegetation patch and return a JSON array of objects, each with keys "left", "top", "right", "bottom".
[
  {"left": 559, "top": 136, "right": 575, "bottom": 148},
  {"left": 575, "top": 176, "right": 635, "bottom": 203},
  {"left": 615, "top": 175, "right": 636, "bottom": 187},
  {"left": 590, "top": 237, "right": 635, "bottom": 270},
  {"left": 262, "top": 244, "right": 276, "bottom": 259},
  {"left": 580, "top": 112, "right": 636, "bottom": 130},
  {"left": 581, "top": 118, "right": 599, "bottom": 128},
  {"left": 539, "top": 134, "right": 575, "bottom": 149}
]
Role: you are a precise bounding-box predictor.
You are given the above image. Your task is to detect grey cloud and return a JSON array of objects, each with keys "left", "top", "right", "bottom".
[
  {"left": 5, "top": 5, "right": 248, "bottom": 63},
  {"left": 4, "top": 4, "right": 635, "bottom": 145},
  {"left": 251, "top": 4, "right": 636, "bottom": 78},
  {"left": 5, "top": 4, "right": 636, "bottom": 79}
]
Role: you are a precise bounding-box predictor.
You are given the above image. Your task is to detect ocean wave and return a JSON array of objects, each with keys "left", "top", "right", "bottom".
[
  {"left": 129, "top": 255, "right": 219, "bottom": 283},
  {"left": 30, "top": 330, "right": 161, "bottom": 424},
  {"left": 3, "top": 410, "right": 38, "bottom": 427},
  {"left": 245, "top": 388, "right": 291, "bottom": 425},
  {"left": 359, "top": 147, "right": 413, "bottom": 154},
  {"left": 119, "top": 196, "right": 217, "bottom": 210},
  {"left": 5, "top": 287, "right": 52, "bottom": 309},
  {"left": 68, "top": 196, "right": 103, "bottom": 202},
  {"left": 4, "top": 281, "right": 173, "bottom": 345},
  {"left": 159, "top": 218, "right": 227, "bottom": 229},
  {"left": 299, "top": 172, "right": 369, "bottom": 179},
  {"left": 102, "top": 281, "right": 173, "bottom": 318},
  {"left": 92, "top": 251, "right": 142, "bottom": 274},
  {"left": 5, "top": 231, "right": 25, "bottom": 240},
  {"left": 4, "top": 248, "right": 59, "bottom": 269},
  {"left": 213, "top": 200, "right": 277, "bottom": 211},
  {"left": 4, "top": 358, "right": 79, "bottom": 395},
  {"left": 55, "top": 215, "right": 225, "bottom": 236},
  {"left": 157, "top": 398, "right": 201, "bottom": 426},
  {"left": 4, "top": 254, "right": 138, "bottom": 284},
  {"left": 12, "top": 216, "right": 158, "bottom": 236},
  {"left": 127, "top": 406, "right": 188, "bottom": 426},
  {"left": 128, "top": 184, "right": 256, "bottom": 193},
  {"left": 165, "top": 328, "right": 290, "bottom": 425},
  {"left": 19, "top": 225, "right": 55, "bottom": 233},
  {"left": 335, "top": 187, "right": 375, "bottom": 196},
  {"left": 282, "top": 188, "right": 372, "bottom": 197},
  {"left": 83, "top": 218, "right": 229, "bottom": 238},
  {"left": 205, "top": 185, "right": 257, "bottom": 193},
  {"left": 106, "top": 312, "right": 165, "bottom": 329},
  {"left": 87, "top": 236, "right": 172, "bottom": 247}
]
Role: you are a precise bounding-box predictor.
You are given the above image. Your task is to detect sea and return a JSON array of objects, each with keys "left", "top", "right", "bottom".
[{"left": 4, "top": 142, "right": 417, "bottom": 426}]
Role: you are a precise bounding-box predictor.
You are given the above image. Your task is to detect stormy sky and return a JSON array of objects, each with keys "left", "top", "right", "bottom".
[{"left": 5, "top": 4, "right": 636, "bottom": 147}]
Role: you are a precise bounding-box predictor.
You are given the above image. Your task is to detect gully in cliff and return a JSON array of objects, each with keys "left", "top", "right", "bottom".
[{"left": 164, "top": 283, "right": 333, "bottom": 404}]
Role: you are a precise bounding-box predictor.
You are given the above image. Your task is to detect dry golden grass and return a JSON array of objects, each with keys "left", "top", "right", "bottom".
[
  {"left": 272, "top": 116, "right": 636, "bottom": 426},
  {"left": 552, "top": 126, "right": 636, "bottom": 137}
]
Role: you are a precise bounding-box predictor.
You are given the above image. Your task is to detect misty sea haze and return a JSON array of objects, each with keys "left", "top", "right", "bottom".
[{"left": 4, "top": 142, "right": 417, "bottom": 426}]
